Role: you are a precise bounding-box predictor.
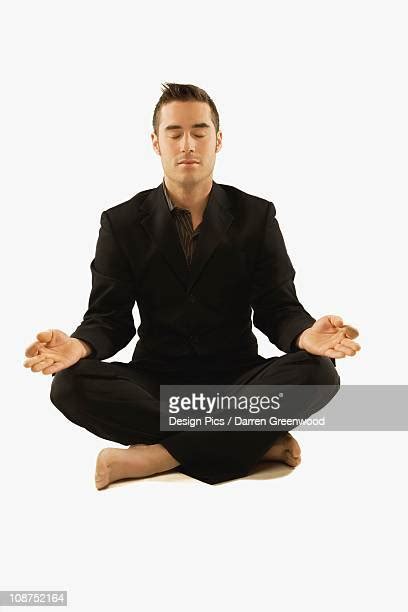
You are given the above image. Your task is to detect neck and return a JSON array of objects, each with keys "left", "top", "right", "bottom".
[{"left": 164, "top": 175, "right": 213, "bottom": 216}]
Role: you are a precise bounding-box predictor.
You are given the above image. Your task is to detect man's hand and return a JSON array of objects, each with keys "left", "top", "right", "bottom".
[
  {"left": 297, "top": 315, "right": 361, "bottom": 359},
  {"left": 23, "top": 329, "right": 91, "bottom": 375}
]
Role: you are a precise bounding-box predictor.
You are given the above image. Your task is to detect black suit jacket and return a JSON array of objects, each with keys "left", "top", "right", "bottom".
[{"left": 71, "top": 181, "right": 330, "bottom": 366}]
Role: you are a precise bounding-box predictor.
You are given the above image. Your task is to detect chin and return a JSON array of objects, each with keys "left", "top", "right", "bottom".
[{"left": 178, "top": 172, "right": 202, "bottom": 184}]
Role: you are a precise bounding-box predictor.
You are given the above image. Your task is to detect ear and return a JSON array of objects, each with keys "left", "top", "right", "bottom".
[
  {"left": 215, "top": 131, "right": 223, "bottom": 153},
  {"left": 151, "top": 132, "right": 161, "bottom": 156}
]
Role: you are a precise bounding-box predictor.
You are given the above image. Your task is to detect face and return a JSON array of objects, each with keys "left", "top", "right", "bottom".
[{"left": 151, "top": 100, "right": 222, "bottom": 187}]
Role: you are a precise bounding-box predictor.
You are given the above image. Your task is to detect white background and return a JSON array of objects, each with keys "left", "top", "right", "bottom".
[{"left": 1, "top": 1, "right": 407, "bottom": 610}]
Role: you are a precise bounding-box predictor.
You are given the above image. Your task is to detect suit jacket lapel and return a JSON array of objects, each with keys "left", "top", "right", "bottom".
[
  {"left": 139, "top": 181, "right": 234, "bottom": 291},
  {"left": 187, "top": 182, "right": 234, "bottom": 292},
  {"left": 139, "top": 183, "right": 190, "bottom": 289}
]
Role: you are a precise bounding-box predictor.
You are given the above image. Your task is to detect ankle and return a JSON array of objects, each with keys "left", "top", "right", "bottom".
[{"left": 150, "top": 444, "right": 180, "bottom": 469}]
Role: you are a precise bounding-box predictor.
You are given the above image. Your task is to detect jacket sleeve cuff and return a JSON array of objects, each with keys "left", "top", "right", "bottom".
[
  {"left": 287, "top": 322, "right": 337, "bottom": 368},
  {"left": 70, "top": 332, "right": 98, "bottom": 359},
  {"left": 285, "top": 317, "right": 316, "bottom": 353}
]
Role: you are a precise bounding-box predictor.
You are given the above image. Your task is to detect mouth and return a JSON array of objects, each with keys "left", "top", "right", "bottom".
[{"left": 178, "top": 161, "right": 200, "bottom": 165}]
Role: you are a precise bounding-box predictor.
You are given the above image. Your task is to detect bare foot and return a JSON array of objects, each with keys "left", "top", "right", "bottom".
[
  {"left": 95, "top": 444, "right": 180, "bottom": 490},
  {"left": 261, "top": 433, "right": 301, "bottom": 467},
  {"left": 128, "top": 443, "right": 150, "bottom": 448}
]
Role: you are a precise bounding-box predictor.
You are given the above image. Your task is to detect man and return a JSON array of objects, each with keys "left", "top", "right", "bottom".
[{"left": 23, "top": 83, "right": 360, "bottom": 489}]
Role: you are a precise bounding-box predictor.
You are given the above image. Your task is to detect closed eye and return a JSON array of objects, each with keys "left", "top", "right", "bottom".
[{"left": 169, "top": 134, "right": 205, "bottom": 139}]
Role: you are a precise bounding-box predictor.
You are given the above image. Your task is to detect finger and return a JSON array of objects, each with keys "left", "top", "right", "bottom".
[
  {"left": 343, "top": 325, "right": 359, "bottom": 339},
  {"left": 31, "top": 358, "right": 55, "bottom": 373},
  {"left": 334, "top": 343, "right": 356, "bottom": 356},
  {"left": 25, "top": 341, "right": 47, "bottom": 358},
  {"left": 329, "top": 315, "right": 343, "bottom": 328},
  {"left": 24, "top": 342, "right": 38, "bottom": 357},
  {"left": 42, "top": 363, "right": 65, "bottom": 375},
  {"left": 24, "top": 353, "right": 54, "bottom": 368},
  {"left": 325, "top": 348, "right": 346, "bottom": 358},
  {"left": 36, "top": 330, "right": 54, "bottom": 344},
  {"left": 23, "top": 355, "right": 40, "bottom": 367},
  {"left": 339, "top": 338, "right": 361, "bottom": 351}
]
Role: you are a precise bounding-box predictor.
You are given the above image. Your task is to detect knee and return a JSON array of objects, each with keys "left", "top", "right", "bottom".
[
  {"left": 302, "top": 352, "right": 341, "bottom": 387},
  {"left": 50, "top": 367, "right": 81, "bottom": 415}
]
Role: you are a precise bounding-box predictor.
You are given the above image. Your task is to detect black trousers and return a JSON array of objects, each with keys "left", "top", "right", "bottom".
[{"left": 49, "top": 350, "right": 340, "bottom": 485}]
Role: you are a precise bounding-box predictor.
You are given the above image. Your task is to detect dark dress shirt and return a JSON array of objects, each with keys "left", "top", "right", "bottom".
[{"left": 162, "top": 178, "right": 210, "bottom": 266}]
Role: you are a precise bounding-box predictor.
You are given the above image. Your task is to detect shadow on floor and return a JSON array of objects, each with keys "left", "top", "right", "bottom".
[{"left": 102, "top": 461, "right": 296, "bottom": 489}]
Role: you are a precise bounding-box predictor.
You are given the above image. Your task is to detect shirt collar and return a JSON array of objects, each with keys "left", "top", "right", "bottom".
[
  {"left": 162, "top": 177, "right": 214, "bottom": 217},
  {"left": 162, "top": 178, "right": 175, "bottom": 212}
]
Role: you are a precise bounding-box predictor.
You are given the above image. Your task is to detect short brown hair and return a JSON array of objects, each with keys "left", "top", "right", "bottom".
[{"left": 152, "top": 82, "right": 220, "bottom": 135}]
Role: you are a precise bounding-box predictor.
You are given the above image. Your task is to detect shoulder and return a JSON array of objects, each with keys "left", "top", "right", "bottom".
[
  {"left": 98, "top": 187, "right": 156, "bottom": 226},
  {"left": 105, "top": 187, "right": 154, "bottom": 216},
  {"left": 216, "top": 183, "right": 277, "bottom": 217}
]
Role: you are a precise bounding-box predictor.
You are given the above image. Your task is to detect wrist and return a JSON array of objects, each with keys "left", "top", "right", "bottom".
[
  {"left": 75, "top": 339, "right": 92, "bottom": 358},
  {"left": 296, "top": 329, "right": 309, "bottom": 350}
]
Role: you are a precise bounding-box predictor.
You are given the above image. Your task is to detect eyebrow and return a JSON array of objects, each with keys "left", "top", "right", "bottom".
[{"left": 164, "top": 122, "right": 211, "bottom": 131}]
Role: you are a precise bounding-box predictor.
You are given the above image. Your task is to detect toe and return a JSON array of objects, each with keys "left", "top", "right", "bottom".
[
  {"left": 95, "top": 450, "right": 111, "bottom": 490},
  {"left": 284, "top": 449, "right": 301, "bottom": 467},
  {"left": 95, "top": 477, "right": 109, "bottom": 490}
]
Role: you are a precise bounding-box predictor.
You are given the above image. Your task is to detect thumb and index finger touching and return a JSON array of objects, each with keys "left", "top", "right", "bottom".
[
  {"left": 24, "top": 329, "right": 55, "bottom": 357},
  {"left": 328, "top": 315, "right": 359, "bottom": 340}
]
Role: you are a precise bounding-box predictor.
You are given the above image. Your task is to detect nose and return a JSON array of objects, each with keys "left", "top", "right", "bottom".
[{"left": 181, "top": 133, "right": 195, "bottom": 153}]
